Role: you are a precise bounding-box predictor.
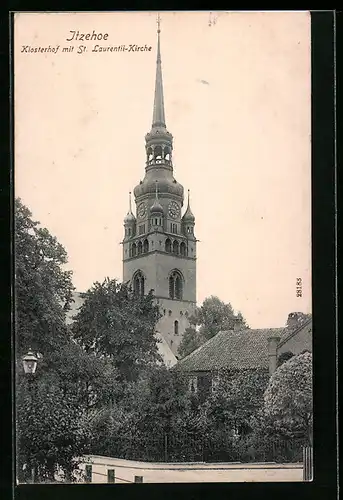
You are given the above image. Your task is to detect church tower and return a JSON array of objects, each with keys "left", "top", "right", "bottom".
[{"left": 122, "top": 17, "right": 197, "bottom": 357}]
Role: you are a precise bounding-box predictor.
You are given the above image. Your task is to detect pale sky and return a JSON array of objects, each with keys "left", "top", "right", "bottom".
[{"left": 14, "top": 11, "right": 312, "bottom": 328}]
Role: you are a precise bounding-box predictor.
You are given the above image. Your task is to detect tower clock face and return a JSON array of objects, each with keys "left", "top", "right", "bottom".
[
  {"left": 168, "top": 201, "right": 180, "bottom": 219},
  {"left": 137, "top": 202, "right": 147, "bottom": 218}
]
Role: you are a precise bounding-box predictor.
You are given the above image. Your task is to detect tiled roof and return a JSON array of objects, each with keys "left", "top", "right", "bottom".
[{"left": 176, "top": 328, "right": 285, "bottom": 372}]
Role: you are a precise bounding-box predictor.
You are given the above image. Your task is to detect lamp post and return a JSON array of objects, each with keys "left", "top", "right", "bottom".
[
  {"left": 22, "top": 349, "right": 38, "bottom": 376},
  {"left": 22, "top": 349, "right": 39, "bottom": 483}
]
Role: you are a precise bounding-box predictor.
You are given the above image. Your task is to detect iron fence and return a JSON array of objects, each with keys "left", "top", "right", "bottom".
[{"left": 101, "top": 432, "right": 308, "bottom": 464}]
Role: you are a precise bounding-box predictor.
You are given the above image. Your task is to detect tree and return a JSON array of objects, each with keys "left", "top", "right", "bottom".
[
  {"left": 263, "top": 352, "right": 313, "bottom": 442},
  {"left": 203, "top": 369, "right": 270, "bottom": 436},
  {"left": 71, "top": 278, "right": 162, "bottom": 382},
  {"left": 177, "top": 326, "right": 202, "bottom": 359},
  {"left": 15, "top": 198, "right": 74, "bottom": 362},
  {"left": 136, "top": 366, "right": 190, "bottom": 434},
  {"left": 16, "top": 375, "right": 90, "bottom": 482},
  {"left": 87, "top": 365, "right": 195, "bottom": 460},
  {"left": 178, "top": 296, "right": 248, "bottom": 358},
  {"left": 50, "top": 342, "right": 119, "bottom": 409},
  {"left": 15, "top": 199, "right": 113, "bottom": 481},
  {"left": 196, "top": 296, "right": 248, "bottom": 340}
]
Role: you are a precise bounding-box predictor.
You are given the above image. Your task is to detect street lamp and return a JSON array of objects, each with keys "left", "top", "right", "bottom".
[
  {"left": 21, "top": 349, "right": 39, "bottom": 483},
  {"left": 22, "top": 349, "right": 38, "bottom": 375}
]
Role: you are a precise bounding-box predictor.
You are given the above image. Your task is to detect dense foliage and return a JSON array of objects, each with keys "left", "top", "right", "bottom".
[
  {"left": 203, "top": 369, "right": 270, "bottom": 435},
  {"left": 15, "top": 199, "right": 117, "bottom": 481},
  {"left": 86, "top": 366, "right": 274, "bottom": 463},
  {"left": 263, "top": 352, "right": 313, "bottom": 443},
  {"left": 178, "top": 296, "right": 248, "bottom": 358},
  {"left": 15, "top": 198, "right": 74, "bottom": 362},
  {"left": 71, "top": 278, "right": 162, "bottom": 382},
  {"left": 16, "top": 376, "right": 90, "bottom": 482}
]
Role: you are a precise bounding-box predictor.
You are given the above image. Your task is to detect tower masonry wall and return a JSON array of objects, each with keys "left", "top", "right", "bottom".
[
  {"left": 123, "top": 230, "right": 197, "bottom": 259},
  {"left": 123, "top": 252, "right": 158, "bottom": 291},
  {"left": 123, "top": 250, "right": 196, "bottom": 302},
  {"left": 153, "top": 251, "right": 196, "bottom": 302},
  {"left": 156, "top": 298, "right": 197, "bottom": 356},
  {"left": 122, "top": 246, "right": 196, "bottom": 356}
]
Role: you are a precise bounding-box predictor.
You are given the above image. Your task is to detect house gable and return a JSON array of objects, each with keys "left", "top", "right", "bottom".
[{"left": 277, "top": 318, "right": 312, "bottom": 357}]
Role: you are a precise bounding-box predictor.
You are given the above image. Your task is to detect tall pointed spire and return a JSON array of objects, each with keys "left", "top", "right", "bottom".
[
  {"left": 182, "top": 189, "right": 195, "bottom": 222},
  {"left": 150, "top": 180, "right": 164, "bottom": 214},
  {"left": 124, "top": 191, "right": 136, "bottom": 223},
  {"left": 152, "top": 13, "right": 166, "bottom": 128},
  {"left": 128, "top": 191, "right": 133, "bottom": 213}
]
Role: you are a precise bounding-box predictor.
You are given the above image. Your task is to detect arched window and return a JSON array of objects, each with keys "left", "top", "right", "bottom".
[
  {"left": 175, "top": 275, "right": 182, "bottom": 299},
  {"left": 152, "top": 216, "right": 163, "bottom": 228},
  {"left": 155, "top": 145, "right": 162, "bottom": 159},
  {"left": 174, "top": 320, "right": 179, "bottom": 335},
  {"left": 165, "top": 238, "right": 172, "bottom": 253},
  {"left": 131, "top": 243, "right": 137, "bottom": 257},
  {"left": 169, "top": 270, "right": 183, "bottom": 300},
  {"left": 180, "top": 242, "right": 186, "bottom": 256},
  {"left": 133, "top": 271, "right": 145, "bottom": 296},
  {"left": 173, "top": 240, "right": 179, "bottom": 255},
  {"left": 143, "top": 239, "right": 149, "bottom": 253},
  {"left": 138, "top": 241, "right": 143, "bottom": 255},
  {"left": 147, "top": 147, "right": 153, "bottom": 162}
]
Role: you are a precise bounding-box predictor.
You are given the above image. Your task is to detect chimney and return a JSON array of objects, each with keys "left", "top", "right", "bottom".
[
  {"left": 287, "top": 312, "right": 300, "bottom": 329},
  {"left": 267, "top": 335, "right": 281, "bottom": 375}
]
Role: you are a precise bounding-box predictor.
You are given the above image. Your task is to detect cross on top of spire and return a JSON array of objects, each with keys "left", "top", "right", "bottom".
[{"left": 157, "top": 12, "right": 161, "bottom": 33}]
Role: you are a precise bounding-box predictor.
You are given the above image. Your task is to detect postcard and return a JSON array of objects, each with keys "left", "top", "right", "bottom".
[{"left": 14, "top": 11, "right": 312, "bottom": 484}]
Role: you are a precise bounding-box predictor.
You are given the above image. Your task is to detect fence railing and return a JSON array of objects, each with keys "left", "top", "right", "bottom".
[
  {"left": 94, "top": 432, "right": 309, "bottom": 464},
  {"left": 82, "top": 439, "right": 312, "bottom": 483}
]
